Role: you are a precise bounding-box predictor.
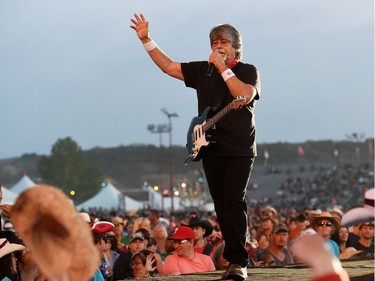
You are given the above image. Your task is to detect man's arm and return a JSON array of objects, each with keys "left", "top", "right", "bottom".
[
  {"left": 209, "top": 49, "right": 257, "bottom": 104},
  {"left": 130, "top": 13, "right": 184, "bottom": 81}
]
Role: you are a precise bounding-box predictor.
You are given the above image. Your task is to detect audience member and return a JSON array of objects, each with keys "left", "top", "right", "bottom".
[
  {"left": 257, "top": 223, "right": 294, "bottom": 266},
  {"left": 130, "top": 249, "right": 159, "bottom": 278},
  {"left": 148, "top": 209, "right": 161, "bottom": 229},
  {"left": 188, "top": 217, "right": 214, "bottom": 256},
  {"left": 147, "top": 237, "right": 157, "bottom": 252},
  {"left": 102, "top": 232, "right": 120, "bottom": 271},
  {"left": 112, "top": 216, "right": 128, "bottom": 251},
  {"left": 257, "top": 216, "right": 275, "bottom": 241},
  {"left": 134, "top": 227, "right": 151, "bottom": 248},
  {"left": 92, "top": 221, "right": 116, "bottom": 281},
  {"left": 255, "top": 233, "right": 270, "bottom": 259},
  {"left": 133, "top": 217, "right": 152, "bottom": 235},
  {"left": 289, "top": 213, "right": 308, "bottom": 241},
  {"left": 348, "top": 221, "right": 374, "bottom": 257},
  {"left": 112, "top": 233, "right": 146, "bottom": 280},
  {"left": 331, "top": 226, "right": 363, "bottom": 259},
  {"left": 152, "top": 224, "right": 169, "bottom": 260},
  {"left": 310, "top": 212, "right": 340, "bottom": 258},
  {"left": 0, "top": 238, "right": 26, "bottom": 281},
  {"left": 163, "top": 226, "right": 215, "bottom": 275}
]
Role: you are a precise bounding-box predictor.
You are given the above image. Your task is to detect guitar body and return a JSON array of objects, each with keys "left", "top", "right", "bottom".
[
  {"left": 185, "top": 106, "right": 211, "bottom": 163},
  {"left": 184, "top": 96, "right": 246, "bottom": 165}
]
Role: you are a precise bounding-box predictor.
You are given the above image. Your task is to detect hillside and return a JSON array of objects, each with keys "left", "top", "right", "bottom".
[{"left": 0, "top": 139, "right": 373, "bottom": 206}]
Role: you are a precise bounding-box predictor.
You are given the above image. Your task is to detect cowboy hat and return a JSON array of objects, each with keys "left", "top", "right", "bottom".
[
  {"left": 0, "top": 238, "right": 25, "bottom": 258},
  {"left": 188, "top": 217, "right": 213, "bottom": 238},
  {"left": 310, "top": 211, "right": 341, "bottom": 232},
  {"left": 341, "top": 188, "right": 374, "bottom": 227},
  {"left": 11, "top": 185, "right": 99, "bottom": 281}
]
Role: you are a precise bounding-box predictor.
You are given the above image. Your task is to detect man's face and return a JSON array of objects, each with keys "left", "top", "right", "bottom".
[
  {"left": 211, "top": 34, "right": 236, "bottom": 63},
  {"left": 173, "top": 239, "right": 192, "bottom": 257},
  {"left": 272, "top": 231, "right": 288, "bottom": 248},
  {"left": 316, "top": 220, "right": 334, "bottom": 238},
  {"left": 360, "top": 225, "right": 374, "bottom": 240},
  {"left": 129, "top": 239, "right": 145, "bottom": 254}
]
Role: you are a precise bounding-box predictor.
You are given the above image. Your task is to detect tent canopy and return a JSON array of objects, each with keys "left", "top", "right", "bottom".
[
  {"left": 76, "top": 182, "right": 143, "bottom": 211},
  {"left": 11, "top": 173, "right": 36, "bottom": 194}
]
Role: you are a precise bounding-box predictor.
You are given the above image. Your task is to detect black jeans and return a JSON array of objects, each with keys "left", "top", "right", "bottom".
[{"left": 203, "top": 155, "right": 254, "bottom": 267}]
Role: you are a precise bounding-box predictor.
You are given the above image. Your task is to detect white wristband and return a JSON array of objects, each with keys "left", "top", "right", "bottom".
[
  {"left": 221, "top": 69, "right": 235, "bottom": 82},
  {"left": 143, "top": 40, "right": 157, "bottom": 52}
]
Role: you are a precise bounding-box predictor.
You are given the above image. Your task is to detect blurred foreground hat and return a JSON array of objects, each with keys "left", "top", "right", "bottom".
[
  {"left": 188, "top": 217, "right": 213, "bottom": 238},
  {"left": 0, "top": 238, "right": 25, "bottom": 258},
  {"left": 11, "top": 185, "right": 99, "bottom": 281},
  {"left": 341, "top": 188, "right": 374, "bottom": 227},
  {"left": 168, "top": 226, "right": 195, "bottom": 240},
  {"left": 310, "top": 211, "right": 340, "bottom": 231}
]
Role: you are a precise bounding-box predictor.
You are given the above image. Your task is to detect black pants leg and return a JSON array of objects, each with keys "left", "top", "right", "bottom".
[{"left": 203, "top": 155, "right": 254, "bottom": 267}]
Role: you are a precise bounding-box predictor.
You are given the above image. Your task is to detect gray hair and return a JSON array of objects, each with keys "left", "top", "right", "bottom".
[{"left": 209, "top": 24, "right": 243, "bottom": 59}]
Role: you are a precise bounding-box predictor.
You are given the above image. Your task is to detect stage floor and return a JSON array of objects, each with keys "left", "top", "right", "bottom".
[{"left": 122, "top": 258, "right": 374, "bottom": 281}]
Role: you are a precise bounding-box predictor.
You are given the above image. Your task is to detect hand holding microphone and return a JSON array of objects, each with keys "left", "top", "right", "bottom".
[{"left": 207, "top": 49, "right": 227, "bottom": 77}]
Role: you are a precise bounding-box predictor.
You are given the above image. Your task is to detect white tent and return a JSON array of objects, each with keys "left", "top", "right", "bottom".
[
  {"left": 11, "top": 173, "right": 36, "bottom": 194},
  {"left": 76, "top": 182, "right": 144, "bottom": 211},
  {"left": 1, "top": 186, "right": 18, "bottom": 205}
]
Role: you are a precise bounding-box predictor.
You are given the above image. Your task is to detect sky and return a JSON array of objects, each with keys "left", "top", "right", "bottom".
[{"left": 1, "top": 0, "right": 374, "bottom": 159}]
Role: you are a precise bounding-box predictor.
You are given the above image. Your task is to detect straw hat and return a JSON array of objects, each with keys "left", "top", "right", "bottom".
[
  {"left": 341, "top": 188, "right": 374, "bottom": 227},
  {"left": 310, "top": 211, "right": 341, "bottom": 232},
  {"left": 11, "top": 185, "right": 99, "bottom": 281},
  {"left": 0, "top": 238, "right": 25, "bottom": 258}
]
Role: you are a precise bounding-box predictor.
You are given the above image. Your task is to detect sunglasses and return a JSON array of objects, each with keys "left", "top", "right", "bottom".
[
  {"left": 173, "top": 239, "right": 188, "bottom": 245},
  {"left": 318, "top": 221, "right": 333, "bottom": 227}
]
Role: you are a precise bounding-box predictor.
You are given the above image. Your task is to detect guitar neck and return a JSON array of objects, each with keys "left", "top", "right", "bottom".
[{"left": 202, "top": 104, "right": 232, "bottom": 132}]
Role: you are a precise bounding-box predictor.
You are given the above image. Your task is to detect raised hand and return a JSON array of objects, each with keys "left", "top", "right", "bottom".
[
  {"left": 130, "top": 13, "right": 150, "bottom": 42},
  {"left": 145, "top": 253, "right": 157, "bottom": 273}
]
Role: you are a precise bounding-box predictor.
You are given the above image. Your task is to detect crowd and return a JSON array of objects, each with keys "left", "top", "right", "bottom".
[
  {"left": 1, "top": 183, "right": 373, "bottom": 281},
  {"left": 274, "top": 162, "right": 374, "bottom": 211}
]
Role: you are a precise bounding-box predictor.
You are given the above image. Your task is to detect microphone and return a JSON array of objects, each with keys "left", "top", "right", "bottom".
[{"left": 206, "top": 63, "right": 214, "bottom": 77}]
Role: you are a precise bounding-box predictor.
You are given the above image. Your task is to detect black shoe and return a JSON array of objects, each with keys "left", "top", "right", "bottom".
[{"left": 221, "top": 264, "right": 248, "bottom": 281}]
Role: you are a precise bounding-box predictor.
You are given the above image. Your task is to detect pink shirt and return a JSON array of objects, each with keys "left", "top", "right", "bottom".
[{"left": 163, "top": 252, "right": 215, "bottom": 275}]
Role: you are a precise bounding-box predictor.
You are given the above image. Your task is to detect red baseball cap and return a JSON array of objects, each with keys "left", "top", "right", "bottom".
[
  {"left": 91, "top": 221, "right": 114, "bottom": 234},
  {"left": 168, "top": 226, "right": 195, "bottom": 240}
]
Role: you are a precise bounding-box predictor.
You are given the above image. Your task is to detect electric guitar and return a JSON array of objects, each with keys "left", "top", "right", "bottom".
[{"left": 184, "top": 96, "right": 247, "bottom": 164}]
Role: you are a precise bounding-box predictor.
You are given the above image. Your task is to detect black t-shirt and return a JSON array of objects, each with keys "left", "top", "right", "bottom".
[
  {"left": 181, "top": 61, "right": 261, "bottom": 157},
  {"left": 350, "top": 240, "right": 374, "bottom": 258},
  {"left": 112, "top": 251, "right": 133, "bottom": 280}
]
